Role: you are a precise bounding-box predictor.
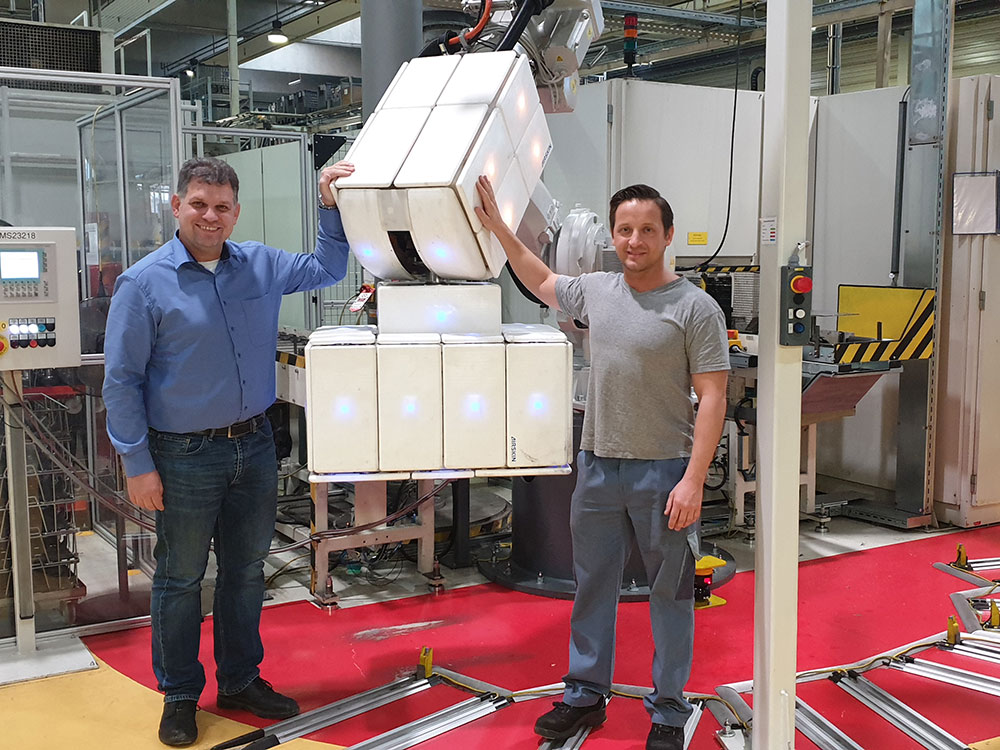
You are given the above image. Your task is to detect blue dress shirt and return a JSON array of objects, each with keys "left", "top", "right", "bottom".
[{"left": 103, "top": 208, "right": 350, "bottom": 477}]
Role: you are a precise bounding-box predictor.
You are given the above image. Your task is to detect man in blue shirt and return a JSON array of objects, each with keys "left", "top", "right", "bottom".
[{"left": 103, "top": 156, "right": 354, "bottom": 746}]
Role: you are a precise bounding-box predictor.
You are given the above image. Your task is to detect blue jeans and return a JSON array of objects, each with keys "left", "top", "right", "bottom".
[
  {"left": 563, "top": 452, "right": 700, "bottom": 727},
  {"left": 149, "top": 421, "right": 277, "bottom": 703}
]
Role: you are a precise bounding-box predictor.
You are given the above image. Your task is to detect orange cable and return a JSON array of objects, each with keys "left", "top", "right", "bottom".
[{"left": 448, "top": 0, "right": 492, "bottom": 46}]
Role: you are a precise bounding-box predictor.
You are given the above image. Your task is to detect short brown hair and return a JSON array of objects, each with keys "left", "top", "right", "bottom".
[
  {"left": 609, "top": 184, "right": 673, "bottom": 232},
  {"left": 177, "top": 157, "right": 240, "bottom": 202}
]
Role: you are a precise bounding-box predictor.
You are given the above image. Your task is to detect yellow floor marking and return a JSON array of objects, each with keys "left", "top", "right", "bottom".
[{"left": 0, "top": 656, "right": 341, "bottom": 750}]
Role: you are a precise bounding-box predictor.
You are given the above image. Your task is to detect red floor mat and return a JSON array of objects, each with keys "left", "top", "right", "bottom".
[{"left": 85, "top": 525, "right": 1000, "bottom": 749}]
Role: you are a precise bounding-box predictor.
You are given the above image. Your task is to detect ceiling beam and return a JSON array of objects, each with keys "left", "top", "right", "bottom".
[
  {"left": 100, "top": 0, "right": 178, "bottom": 36},
  {"left": 203, "top": 0, "right": 361, "bottom": 68},
  {"left": 602, "top": 1, "right": 766, "bottom": 28},
  {"left": 585, "top": 0, "right": 921, "bottom": 76}
]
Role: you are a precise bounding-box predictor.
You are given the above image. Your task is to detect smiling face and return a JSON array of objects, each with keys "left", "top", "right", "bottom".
[
  {"left": 612, "top": 198, "right": 676, "bottom": 287},
  {"left": 171, "top": 179, "right": 240, "bottom": 261}
]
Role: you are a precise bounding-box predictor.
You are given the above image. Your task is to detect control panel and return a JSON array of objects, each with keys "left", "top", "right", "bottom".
[
  {"left": 779, "top": 265, "right": 813, "bottom": 346},
  {"left": 0, "top": 228, "right": 81, "bottom": 370}
]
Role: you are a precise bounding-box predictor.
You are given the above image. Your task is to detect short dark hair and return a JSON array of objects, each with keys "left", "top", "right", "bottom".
[
  {"left": 176, "top": 157, "right": 240, "bottom": 202},
  {"left": 609, "top": 184, "right": 674, "bottom": 232}
]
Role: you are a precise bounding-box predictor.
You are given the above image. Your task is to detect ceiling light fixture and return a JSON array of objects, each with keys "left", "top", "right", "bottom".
[
  {"left": 183, "top": 58, "right": 197, "bottom": 77},
  {"left": 268, "top": 20, "right": 288, "bottom": 44},
  {"left": 268, "top": 0, "right": 288, "bottom": 44}
]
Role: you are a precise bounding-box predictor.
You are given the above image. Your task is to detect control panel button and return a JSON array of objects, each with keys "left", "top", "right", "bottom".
[
  {"left": 790, "top": 274, "right": 813, "bottom": 294},
  {"left": 28, "top": 339, "right": 38, "bottom": 348}
]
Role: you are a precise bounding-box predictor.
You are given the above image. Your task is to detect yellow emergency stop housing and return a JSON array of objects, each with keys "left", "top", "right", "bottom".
[{"left": 694, "top": 555, "right": 727, "bottom": 610}]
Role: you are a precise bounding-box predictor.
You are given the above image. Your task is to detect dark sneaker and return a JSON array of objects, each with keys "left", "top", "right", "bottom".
[
  {"left": 647, "top": 722, "right": 685, "bottom": 750},
  {"left": 534, "top": 697, "right": 607, "bottom": 740},
  {"left": 158, "top": 700, "right": 198, "bottom": 747},
  {"left": 217, "top": 677, "right": 300, "bottom": 719}
]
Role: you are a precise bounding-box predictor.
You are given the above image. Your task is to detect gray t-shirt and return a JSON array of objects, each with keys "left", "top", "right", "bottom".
[{"left": 556, "top": 272, "right": 730, "bottom": 460}]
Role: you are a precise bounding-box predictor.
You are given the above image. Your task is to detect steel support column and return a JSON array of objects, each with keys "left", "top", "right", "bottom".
[
  {"left": 227, "top": 0, "right": 239, "bottom": 117},
  {"left": 876, "top": 9, "right": 894, "bottom": 88},
  {"left": 894, "top": 0, "right": 954, "bottom": 517},
  {"left": 360, "top": 0, "right": 422, "bottom": 121},
  {"left": 753, "top": 0, "right": 811, "bottom": 747}
]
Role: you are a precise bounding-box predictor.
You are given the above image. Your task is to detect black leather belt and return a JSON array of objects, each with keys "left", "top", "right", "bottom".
[{"left": 195, "top": 414, "right": 266, "bottom": 439}]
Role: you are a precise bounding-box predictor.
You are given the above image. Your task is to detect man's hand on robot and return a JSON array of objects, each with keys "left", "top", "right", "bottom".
[
  {"left": 474, "top": 175, "right": 506, "bottom": 237},
  {"left": 319, "top": 161, "right": 355, "bottom": 208}
]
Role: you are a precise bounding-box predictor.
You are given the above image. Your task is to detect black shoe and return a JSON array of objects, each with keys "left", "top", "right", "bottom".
[
  {"left": 158, "top": 700, "right": 198, "bottom": 747},
  {"left": 647, "top": 722, "right": 685, "bottom": 750},
  {"left": 217, "top": 677, "right": 300, "bottom": 719},
  {"left": 534, "top": 697, "right": 607, "bottom": 740}
]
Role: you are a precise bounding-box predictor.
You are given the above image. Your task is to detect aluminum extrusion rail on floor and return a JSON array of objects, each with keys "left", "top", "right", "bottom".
[
  {"left": 211, "top": 675, "right": 439, "bottom": 750},
  {"left": 831, "top": 671, "right": 969, "bottom": 750},
  {"left": 345, "top": 694, "right": 510, "bottom": 750},
  {"left": 939, "top": 629, "right": 1000, "bottom": 667},
  {"left": 934, "top": 561, "right": 995, "bottom": 587},
  {"left": 887, "top": 655, "right": 1000, "bottom": 698},
  {"left": 795, "top": 697, "right": 865, "bottom": 750}
]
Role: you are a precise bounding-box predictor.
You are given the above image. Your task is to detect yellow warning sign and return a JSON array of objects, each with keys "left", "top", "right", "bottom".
[
  {"left": 833, "top": 286, "right": 935, "bottom": 363},
  {"left": 688, "top": 232, "right": 708, "bottom": 246}
]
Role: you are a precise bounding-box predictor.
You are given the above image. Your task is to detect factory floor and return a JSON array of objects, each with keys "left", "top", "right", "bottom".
[{"left": 2, "top": 486, "right": 997, "bottom": 750}]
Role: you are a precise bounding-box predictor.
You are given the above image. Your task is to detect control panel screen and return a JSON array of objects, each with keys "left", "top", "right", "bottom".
[{"left": 0, "top": 250, "right": 41, "bottom": 281}]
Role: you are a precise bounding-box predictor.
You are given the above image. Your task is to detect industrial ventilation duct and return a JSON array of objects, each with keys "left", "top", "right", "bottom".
[{"left": 0, "top": 17, "right": 108, "bottom": 92}]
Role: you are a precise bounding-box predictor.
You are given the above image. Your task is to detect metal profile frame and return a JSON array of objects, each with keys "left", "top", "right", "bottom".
[
  {"left": 213, "top": 675, "right": 439, "bottom": 750},
  {"left": 831, "top": 672, "right": 966, "bottom": 750},
  {"left": 0, "top": 65, "right": 182, "bottom": 666},
  {"left": 934, "top": 561, "right": 998, "bottom": 587},
  {"left": 942, "top": 636, "right": 1000, "bottom": 668},
  {"left": 179, "top": 124, "right": 323, "bottom": 329},
  {"left": 212, "top": 658, "right": 517, "bottom": 750},
  {"left": 795, "top": 697, "right": 865, "bottom": 750},
  {"left": 346, "top": 694, "right": 509, "bottom": 750},
  {"left": 711, "top": 631, "right": 945, "bottom": 748},
  {"left": 947, "top": 584, "right": 999, "bottom": 633},
  {"left": 886, "top": 655, "right": 1000, "bottom": 698}
]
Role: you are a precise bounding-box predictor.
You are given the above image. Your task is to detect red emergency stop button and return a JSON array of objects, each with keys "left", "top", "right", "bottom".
[
  {"left": 790, "top": 274, "right": 813, "bottom": 294},
  {"left": 0, "top": 337, "right": 6, "bottom": 355}
]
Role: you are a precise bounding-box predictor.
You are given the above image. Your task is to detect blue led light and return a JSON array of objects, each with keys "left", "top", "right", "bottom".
[
  {"left": 334, "top": 397, "right": 354, "bottom": 419},
  {"left": 529, "top": 393, "right": 548, "bottom": 415},
  {"left": 433, "top": 245, "right": 449, "bottom": 260},
  {"left": 403, "top": 396, "right": 418, "bottom": 416},
  {"left": 465, "top": 394, "right": 483, "bottom": 417},
  {"left": 434, "top": 309, "right": 449, "bottom": 324},
  {"left": 360, "top": 246, "right": 374, "bottom": 258}
]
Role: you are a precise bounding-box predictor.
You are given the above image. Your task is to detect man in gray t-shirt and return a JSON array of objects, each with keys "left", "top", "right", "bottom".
[{"left": 476, "top": 178, "right": 729, "bottom": 750}]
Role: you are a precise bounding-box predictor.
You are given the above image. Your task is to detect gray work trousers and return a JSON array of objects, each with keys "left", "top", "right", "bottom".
[{"left": 562, "top": 451, "right": 699, "bottom": 728}]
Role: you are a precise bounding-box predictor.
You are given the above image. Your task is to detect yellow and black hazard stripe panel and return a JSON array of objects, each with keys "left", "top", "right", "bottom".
[
  {"left": 834, "top": 289, "right": 935, "bottom": 364},
  {"left": 276, "top": 350, "right": 306, "bottom": 368},
  {"left": 699, "top": 265, "right": 760, "bottom": 274}
]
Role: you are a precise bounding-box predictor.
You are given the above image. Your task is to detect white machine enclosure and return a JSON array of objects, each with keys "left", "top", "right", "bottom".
[
  {"left": 376, "top": 334, "right": 443, "bottom": 471},
  {"left": 304, "top": 319, "right": 573, "bottom": 477},
  {"left": 442, "top": 334, "right": 506, "bottom": 469},
  {"left": 503, "top": 324, "right": 573, "bottom": 469},
  {"left": 0, "top": 227, "right": 81, "bottom": 371},
  {"left": 376, "top": 282, "right": 501, "bottom": 336},
  {"left": 336, "top": 51, "right": 551, "bottom": 281},
  {"left": 305, "top": 326, "right": 379, "bottom": 474}
]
